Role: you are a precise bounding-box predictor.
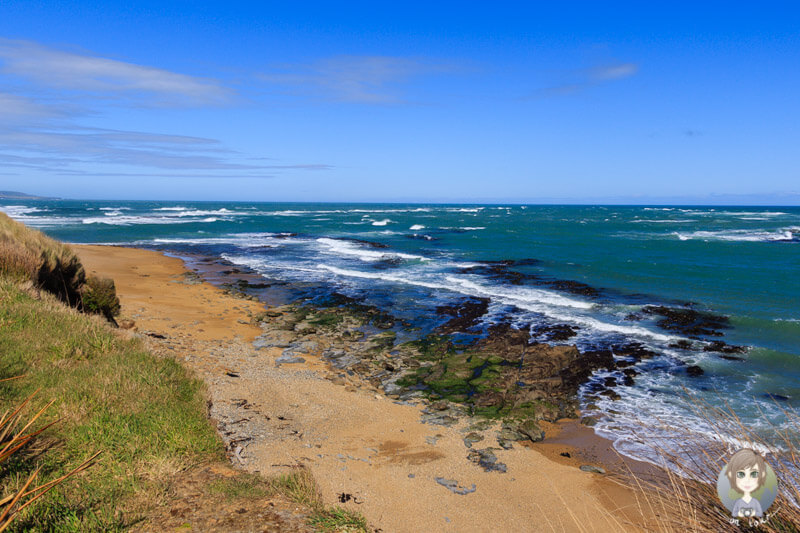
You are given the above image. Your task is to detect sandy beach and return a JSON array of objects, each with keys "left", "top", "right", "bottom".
[{"left": 75, "top": 244, "right": 651, "bottom": 532}]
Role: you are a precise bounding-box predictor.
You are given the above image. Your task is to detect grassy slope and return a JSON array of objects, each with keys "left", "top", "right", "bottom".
[
  {"left": 0, "top": 279, "right": 221, "bottom": 530},
  {"left": 0, "top": 215, "right": 368, "bottom": 531}
]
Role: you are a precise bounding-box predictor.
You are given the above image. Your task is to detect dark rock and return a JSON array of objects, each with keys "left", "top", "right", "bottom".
[
  {"left": 467, "top": 448, "right": 507, "bottom": 473},
  {"left": 703, "top": 341, "right": 747, "bottom": 354},
  {"left": 612, "top": 342, "right": 659, "bottom": 361},
  {"left": 544, "top": 279, "right": 599, "bottom": 298},
  {"left": 763, "top": 393, "right": 791, "bottom": 402},
  {"left": 275, "top": 355, "right": 306, "bottom": 365},
  {"left": 669, "top": 340, "right": 694, "bottom": 350},
  {"left": 435, "top": 298, "right": 490, "bottom": 334},
  {"left": 642, "top": 305, "right": 730, "bottom": 337},
  {"left": 434, "top": 477, "right": 476, "bottom": 495},
  {"left": 560, "top": 452, "right": 571, "bottom": 458},
  {"left": 599, "top": 389, "right": 621, "bottom": 400},
  {"left": 531, "top": 323, "right": 578, "bottom": 342},
  {"left": 463, "top": 432, "right": 484, "bottom": 448},
  {"left": 686, "top": 365, "right": 704, "bottom": 377},
  {"left": 515, "top": 419, "right": 545, "bottom": 442},
  {"left": 332, "top": 237, "right": 390, "bottom": 249}
]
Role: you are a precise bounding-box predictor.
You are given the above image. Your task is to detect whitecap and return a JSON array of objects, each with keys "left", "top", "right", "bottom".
[
  {"left": 674, "top": 229, "right": 796, "bottom": 242},
  {"left": 316, "top": 238, "right": 428, "bottom": 262}
]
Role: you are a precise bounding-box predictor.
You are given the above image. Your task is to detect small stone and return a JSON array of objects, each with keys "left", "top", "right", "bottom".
[
  {"left": 463, "top": 432, "right": 484, "bottom": 448},
  {"left": 275, "top": 355, "right": 305, "bottom": 365},
  {"left": 467, "top": 448, "right": 507, "bottom": 473},
  {"left": 435, "top": 477, "right": 476, "bottom": 495},
  {"left": 579, "top": 465, "right": 605, "bottom": 474}
]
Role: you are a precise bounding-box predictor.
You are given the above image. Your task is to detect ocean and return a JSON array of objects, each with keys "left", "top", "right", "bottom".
[{"left": 3, "top": 200, "right": 799, "bottom": 464}]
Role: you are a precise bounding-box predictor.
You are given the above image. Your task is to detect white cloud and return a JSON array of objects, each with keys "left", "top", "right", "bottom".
[
  {"left": 0, "top": 92, "right": 58, "bottom": 121},
  {"left": 590, "top": 62, "right": 639, "bottom": 81},
  {"left": 531, "top": 61, "right": 639, "bottom": 99},
  {"left": 263, "top": 55, "right": 447, "bottom": 104},
  {"left": 0, "top": 38, "right": 232, "bottom": 106}
]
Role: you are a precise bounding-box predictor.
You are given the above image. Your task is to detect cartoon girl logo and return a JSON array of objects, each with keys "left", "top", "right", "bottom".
[{"left": 716, "top": 448, "right": 778, "bottom": 520}]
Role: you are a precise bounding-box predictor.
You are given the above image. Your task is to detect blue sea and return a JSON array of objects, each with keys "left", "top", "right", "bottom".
[{"left": 3, "top": 200, "right": 799, "bottom": 463}]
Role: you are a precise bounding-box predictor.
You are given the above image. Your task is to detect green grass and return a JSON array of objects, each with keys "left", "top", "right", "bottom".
[
  {"left": 0, "top": 279, "right": 222, "bottom": 531},
  {"left": 0, "top": 277, "right": 371, "bottom": 531},
  {"left": 208, "top": 473, "right": 270, "bottom": 501},
  {"left": 309, "top": 506, "right": 369, "bottom": 532}
]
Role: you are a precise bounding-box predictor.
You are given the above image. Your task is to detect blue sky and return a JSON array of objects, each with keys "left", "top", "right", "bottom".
[{"left": 0, "top": 1, "right": 798, "bottom": 203}]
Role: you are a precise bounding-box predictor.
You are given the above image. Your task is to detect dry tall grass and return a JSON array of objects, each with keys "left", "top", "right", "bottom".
[
  {"left": 619, "top": 395, "right": 800, "bottom": 531},
  {"left": 0, "top": 212, "right": 85, "bottom": 306},
  {"left": 0, "top": 213, "right": 118, "bottom": 319}
]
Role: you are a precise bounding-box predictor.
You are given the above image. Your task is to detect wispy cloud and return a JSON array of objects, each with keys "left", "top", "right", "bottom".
[
  {"left": 262, "top": 55, "right": 448, "bottom": 104},
  {"left": 0, "top": 92, "right": 66, "bottom": 122},
  {"left": 0, "top": 39, "right": 232, "bottom": 106},
  {"left": 531, "top": 61, "right": 639, "bottom": 98},
  {"left": 0, "top": 125, "right": 331, "bottom": 177},
  {"left": 0, "top": 39, "right": 329, "bottom": 179}
]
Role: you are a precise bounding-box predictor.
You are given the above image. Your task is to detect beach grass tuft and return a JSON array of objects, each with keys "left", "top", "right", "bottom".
[{"left": 308, "top": 506, "right": 370, "bottom": 532}]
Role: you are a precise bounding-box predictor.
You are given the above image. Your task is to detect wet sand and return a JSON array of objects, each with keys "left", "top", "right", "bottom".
[{"left": 76, "top": 244, "right": 654, "bottom": 532}]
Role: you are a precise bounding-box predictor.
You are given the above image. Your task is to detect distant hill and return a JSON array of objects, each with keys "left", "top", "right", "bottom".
[{"left": 0, "top": 191, "right": 58, "bottom": 200}]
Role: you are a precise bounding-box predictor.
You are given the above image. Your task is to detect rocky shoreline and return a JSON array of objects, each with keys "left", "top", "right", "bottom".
[{"left": 184, "top": 249, "right": 753, "bottom": 455}]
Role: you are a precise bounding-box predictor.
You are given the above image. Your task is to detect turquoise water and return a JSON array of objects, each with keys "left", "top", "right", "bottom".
[{"left": 3, "top": 200, "right": 799, "bottom": 462}]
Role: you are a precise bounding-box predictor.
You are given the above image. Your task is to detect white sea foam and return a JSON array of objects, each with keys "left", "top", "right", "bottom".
[
  {"left": 82, "top": 216, "right": 220, "bottom": 225},
  {"left": 447, "top": 207, "right": 484, "bottom": 213},
  {"left": 0, "top": 205, "right": 44, "bottom": 216},
  {"left": 149, "top": 233, "right": 290, "bottom": 248},
  {"left": 629, "top": 219, "right": 696, "bottom": 223},
  {"left": 678, "top": 209, "right": 788, "bottom": 217},
  {"left": 371, "top": 219, "right": 392, "bottom": 226},
  {"left": 410, "top": 224, "right": 425, "bottom": 230},
  {"left": 0, "top": 205, "right": 78, "bottom": 227},
  {"left": 444, "top": 276, "right": 594, "bottom": 311},
  {"left": 316, "top": 238, "right": 428, "bottom": 262},
  {"left": 673, "top": 229, "right": 796, "bottom": 242}
]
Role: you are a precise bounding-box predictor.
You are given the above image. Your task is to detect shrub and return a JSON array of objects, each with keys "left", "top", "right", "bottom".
[{"left": 80, "top": 276, "right": 120, "bottom": 321}]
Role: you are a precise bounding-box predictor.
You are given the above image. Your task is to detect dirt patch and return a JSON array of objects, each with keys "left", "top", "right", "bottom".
[{"left": 132, "top": 464, "right": 313, "bottom": 532}]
